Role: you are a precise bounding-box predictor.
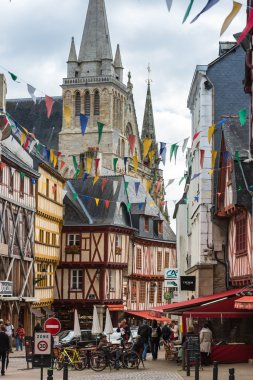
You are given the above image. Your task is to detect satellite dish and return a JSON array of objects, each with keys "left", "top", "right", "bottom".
[{"left": 0, "top": 115, "right": 11, "bottom": 141}]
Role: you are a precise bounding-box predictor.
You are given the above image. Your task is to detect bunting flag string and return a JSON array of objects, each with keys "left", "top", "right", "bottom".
[{"left": 220, "top": 1, "right": 242, "bottom": 36}]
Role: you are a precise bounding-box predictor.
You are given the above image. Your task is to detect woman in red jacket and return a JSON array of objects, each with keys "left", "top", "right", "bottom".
[{"left": 15, "top": 324, "right": 25, "bottom": 351}]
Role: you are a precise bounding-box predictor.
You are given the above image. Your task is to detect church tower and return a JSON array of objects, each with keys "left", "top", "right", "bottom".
[{"left": 59, "top": 0, "right": 142, "bottom": 177}]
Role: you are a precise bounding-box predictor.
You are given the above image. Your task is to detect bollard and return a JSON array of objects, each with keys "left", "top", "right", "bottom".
[
  {"left": 213, "top": 361, "right": 218, "bottom": 380},
  {"left": 63, "top": 355, "right": 68, "bottom": 380},
  {"left": 229, "top": 368, "right": 235, "bottom": 380},
  {"left": 194, "top": 353, "right": 199, "bottom": 380},
  {"left": 47, "top": 368, "right": 53, "bottom": 380},
  {"left": 186, "top": 350, "right": 190, "bottom": 376}
]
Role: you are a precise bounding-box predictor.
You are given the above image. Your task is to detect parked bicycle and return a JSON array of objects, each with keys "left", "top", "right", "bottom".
[{"left": 54, "top": 345, "right": 86, "bottom": 371}]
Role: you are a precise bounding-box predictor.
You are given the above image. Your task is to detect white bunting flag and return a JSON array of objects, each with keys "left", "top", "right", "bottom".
[
  {"left": 27, "top": 84, "right": 36, "bottom": 104},
  {"left": 62, "top": 189, "right": 68, "bottom": 200},
  {"left": 166, "top": 0, "right": 173, "bottom": 11},
  {"left": 165, "top": 179, "right": 175, "bottom": 188},
  {"left": 182, "top": 137, "right": 190, "bottom": 153},
  {"left": 113, "top": 181, "right": 118, "bottom": 195},
  {"left": 29, "top": 140, "right": 36, "bottom": 153},
  {"left": 10, "top": 168, "right": 16, "bottom": 176}
]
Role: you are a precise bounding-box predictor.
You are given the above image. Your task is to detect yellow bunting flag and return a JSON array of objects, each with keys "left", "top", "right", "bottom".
[
  {"left": 53, "top": 154, "right": 58, "bottom": 168},
  {"left": 20, "top": 132, "right": 25, "bottom": 146},
  {"left": 208, "top": 170, "right": 214, "bottom": 176},
  {"left": 95, "top": 198, "right": 100, "bottom": 206},
  {"left": 133, "top": 155, "right": 138, "bottom": 172},
  {"left": 64, "top": 105, "right": 71, "bottom": 128},
  {"left": 23, "top": 127, "right": 28, "bottom": 134},
  {"left": 86, "top": 157, "right": 93, "bottom": 174},
  {"left": 220, "top": 1, "right": 242, "bottom": 37},
  {"left": 149, "top": 201, "right": 155, "bottom": 207},
  {"left": 208, "top": 124, "right": 215, "bottom": 144},
  {"left": 149, "top": 150, "right": 155, "bottom": 167},
  {"left": 146, "top": 180, "right": 151, "bottom": 193},
  {"left": 41, "top": 181, "right": 46, "bottom": 189},
  {"left": 50, "top": 149, "right": 54, "bottom": 163},
  {"left": 93, "top": 176, "right": 99, "bottom": 185},
  {"left": 143, "top": 138, "right": 152, "bottom": 159},
  {"left": 211, "top": 150, "right": 217, "bottom": 169}
]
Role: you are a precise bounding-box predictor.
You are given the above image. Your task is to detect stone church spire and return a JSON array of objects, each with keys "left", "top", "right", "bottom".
[
  {"left": 141, "top": 68, "right": 156, "bottom": 142},
  {"left": 68, "top": 37, "right": 77, "bottom": 62},
  {"left": 67, "top": 37, "right": 78, "bottom": 78},
  {"left": 78, "top": 0, "right": 114, "bottom": 76},
  {"left": 114, "top": 44, "right": 123, "bottom": 82}
]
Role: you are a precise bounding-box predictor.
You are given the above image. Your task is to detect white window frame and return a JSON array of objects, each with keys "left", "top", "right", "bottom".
[
  {"left": 67, "top": 233, "right": 80, "bottom": 246},
  {"left": 71, "top": 269, "right": 83, "bottom": 291}
]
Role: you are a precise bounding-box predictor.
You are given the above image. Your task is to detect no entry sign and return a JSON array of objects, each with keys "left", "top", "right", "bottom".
[
  {"left": 34, "top": 332, "right": 51, "bottom": 355},
  {"left": 44, "top": 317, "right": 61, "bottom": 335}
]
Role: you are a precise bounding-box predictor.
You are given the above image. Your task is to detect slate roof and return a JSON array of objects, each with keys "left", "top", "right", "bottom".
[
  {"left": 6, "top": 97, "right": 62, "bottom": 151},
  {"left": 2, "top": 144, "right": 39, "bottom": 178}
]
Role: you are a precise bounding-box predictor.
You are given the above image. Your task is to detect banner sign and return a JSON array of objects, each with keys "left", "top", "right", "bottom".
[
  {"left": 164, "top": 268, "right": 179, "bottom": 280},
  {"left": 180, "top": 276, "right": 196, "bottom": 291},
  {"left": 0, "top": 281, "right": 13, "bottom": 296}
]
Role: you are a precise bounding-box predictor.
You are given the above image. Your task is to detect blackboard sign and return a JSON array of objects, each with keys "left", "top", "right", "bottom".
[
  {"left": 180, "top": 276, "right": 196, "bottom": 291},
  {"left": 185, "top": 334, "right": 200, "bottom": 363}
]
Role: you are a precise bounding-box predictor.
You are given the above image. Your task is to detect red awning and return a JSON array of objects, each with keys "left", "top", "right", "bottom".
[
  {"left": 126, "top": 310, "right": 171, "bottom": 323},
  {"left": 107, "top": 304, "right": 124, "bottom": 311},
  {"left": 151, "top": 288, "right": 248, "bottom": 314},
  {"left": 235, "top": 296, "right": 253, "bottom": 310}
]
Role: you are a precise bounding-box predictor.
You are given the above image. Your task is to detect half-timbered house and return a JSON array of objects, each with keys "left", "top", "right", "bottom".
[
  {"left": 214, "top": 122, "right": 253, "bottom": 287},
  {"left": 0, "top": 135, "right": 39, "bottom": 334}
]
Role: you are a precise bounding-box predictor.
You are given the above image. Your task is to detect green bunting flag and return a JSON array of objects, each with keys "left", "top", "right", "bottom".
[
  {"left": 8, "top": 71, "right": 19, "bottom": 82},
  {"left": 75, "top": 169, "right": 80, "bottom": 179},
  {"left": 124, "top": 181, "right": 129, "bottom": 193},
  {"left": 239, "top": 109, "right": 247, "bottom": 126},
  {"left": 36, "top": 143, "right": 41, "bottom": 153},
  {"left": 97, "top": 121, "right": 104, "bottom": 144},
  {"left": 127, "top": 202, "right": 131, "bottom": 212},
  {"left": 182, "top": 0, "right": 195, "bottom": 23},
  {"left": 113, "top": 158, "right": 118, "bottom": 173},
  {"left": 20, "top": 172, "right": 25, "bottom": 180},
  {"left": 170, "top": 143, "right": 179, "bottom": 163},
  {"left": 179, "top": 175, "right": 186, "bottom": 185},
  {"left": 72, "top": 156, "right": 79, "bottom": 171},
  {"left": 235, "top": 150, "right": 240, "bottom": 163},
  {"left": 183, "top": 197, "right": 188, "bottom": 204},
  {"left": 238, "top": 185, "right": 242, "bottom": 192},
  {"left": 73, "top": 192, "right": 78, "bottom": 200}
]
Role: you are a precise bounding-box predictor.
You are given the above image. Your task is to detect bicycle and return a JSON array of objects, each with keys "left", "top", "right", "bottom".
[{"left": 54, "top": 345, "right": 86, "bottom": 371}]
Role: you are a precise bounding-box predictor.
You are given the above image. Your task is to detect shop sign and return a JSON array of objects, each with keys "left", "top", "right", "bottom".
[
  {"left": 164, "top": 268, "right": 178, "bottom": 280},
  {"left": 0, "top": 281, "right": 13, "bottom": 296},
  {"left": 180, "top": 276, "right": 196, "bottom": 291},
  {"left": 164, "top": 279, "right": 178, "bottom": 288},
  {"left": 164, "top": 291, "right": 173, "bottom": 300}
]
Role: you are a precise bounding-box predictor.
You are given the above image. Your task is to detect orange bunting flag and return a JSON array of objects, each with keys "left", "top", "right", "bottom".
[
  {"left": 143, "top": 138, "right": 152, "bottom": 159},
  {"left": 64, "top": 105, "right": 71, "bottom": 128},
  {"left": 133, "top": 155, "right": 138, "bottom": 172},
  {"left": 86, "top": 157, "right": 93, "bottom": 174},
  {"left": 52, "top": 184, "right": 57, "bottom": 193},
  {"left": 95, "top": 198, "right": 100, "bottom": 206},
  {"left": 45, "top": 95, "right": 54, "bottom": 119},
  {"left": 60, "top": 160, "right": 65, "bottom": 170},
  {"left": 149, "top": 150, "right": 155, "bottom": 168},
  {"left": 102, "top": 178, "right": 108, "bottom": 192},
  {"left": 146, "top": 180, "right": 151, "bottom": 193},
  {"left": 128, "top": 134, "right": 136, "bottom": 155},
  {"left": 155, "top": 181, "right": 161, "bottom": 194},
  {"left": 105, "top": 199, "right": 110, "bottom": 209},
  {"left": 200, "top": 149, "right": 205, "bottom": 169},
  {"left": 93, "top": 176, "right": 99, "bottom": 185},
  {"left": 212, "top": 150, "right": 217, "bottom": 169},
  {"left": 50, "top": 149, "right": 54, "bottom": 163},
  {"left": 208, "top": 124, "right": 215, "bottom": 144},
  {"left": 20, "top": 132, "right": 25, "bottom": 146}
]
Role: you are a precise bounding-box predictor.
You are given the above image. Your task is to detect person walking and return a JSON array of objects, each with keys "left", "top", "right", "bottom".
[
  {"left": 200, "top": 323, "right": 213, "bottom": 366},
  {"left": 161, "top": 322, "right": 171, "bottom": 343},
  {"left": 4, "top": 321, "right": 14, "bottom": 354},
  {"left": 171, "top": 320, "right": 179, "bottom": 340},
  {"left": 137, "top": 320, "right": 151, "bottom": 361},
  {"left": 116, "top": 319, "right": 130, "bottom": 342},
  {"left": 150, "top": 319, "right": 161, "bottom": 360},
  {"left": 0, "top": 325, "right": 10, "bottom": 376},
  {"left": 15, "top": 324, "right": 25, "bottom": 351}
]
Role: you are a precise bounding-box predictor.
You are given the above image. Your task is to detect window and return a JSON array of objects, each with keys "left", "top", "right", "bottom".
[
  {"left": 75, "top": 92, "right": 81, "bottom": 116},
  {"left": 131, "top": 281, "right": 136, "bottom": 301},
  {"left": 144, "top": 216, "right": 149, "bottom": 232},
  {"left": 85, "top": 91, "right": 90, "bottom": 116},
  {"left": 115, "top": 234, "right": 121, "bottom": 248},
  {"left": 158, "top": 221, "right": 163, "bottom": 234},
  {"left": 0, "top": 165, "right": 3, "bottom": 184},
  {"left": 39, "top": 229, "right": 44, "bottom": 243},
  {"left": 71, "top": 269, "right": 83, "bottom": 290},
  {"left": 53, "top": 184, "right": 57, "bottom": 202},
  {"left": 165, "top": 252, "right": 169, "bottom": 268},
  {"left": 236, "top": 212, "right": 247, "bottom": 254},
  {"left": 52, "top": 233, "right": 56, "bottom": 246},
  {"left": 46, "top": 178, "right": 49, "bottom": 197},
  {"left": 9, "top": 167, "right": 13, "bottom": 194},
  {"left": 94, "top": 90, "right": 100, "bottom": 116},
  {"left": 149, "top": 284, "right": 155, "bottom": 304},
  {"left": 36, "top": 263, "right": 47, "bottom": 288},
  {"left": 67, "top": 234, "right": 80, "bottom": 246},
  {"left": 139, "top": 281, "right": 146, "bottom": 303},
  {"left": 157, "top": 251, "right": 162, "bottom": 271},
  {"left": 136, "top": 248, "right": 142, "bottom": 269},
  {"left": 157, "top": 282, "right": 163, "bottom": 303},
  {"left": 20, "top": 175, "right": 24, "bottom": 197},
  {"left": 29, "top": 178, "right": 34, "bottom": 196},
  {"left": 46, "top": 232, "right": 50, "bottom": 245}
]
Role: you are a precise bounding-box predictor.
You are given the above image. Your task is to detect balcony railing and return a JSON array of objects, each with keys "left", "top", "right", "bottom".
[
  {"left": 63, "top": 76, "right": 127, "bottom": 92},
  {"left": 65, "top": 245, "right": 81, "bottom": 255}
]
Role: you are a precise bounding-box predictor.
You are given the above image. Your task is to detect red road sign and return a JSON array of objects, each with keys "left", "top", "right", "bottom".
[
  {"left": 44, "top": 317, "right": 61, "bottom": 335},
  {"left": 37, "top": 340, "right": 48, "bottom": 352}
]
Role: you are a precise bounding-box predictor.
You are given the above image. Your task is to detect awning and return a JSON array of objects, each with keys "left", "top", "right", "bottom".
[
  {"left": 107, "top": 304, "right": 124, "bottom": 311},
  {"left": 43, "top": 307, "right": 55, "bottom": 316},
  {"left": 31, "top": 309, "right": 44, "bottom": 318},
  {"left": 151, "top": 288, "right": 248, "bottom": 314},
  {"left": 235, "top": 296, "right": 253, "bottom": 310},
  {"left": 126, "top": 310, "right": 171, "bottom": 323}
]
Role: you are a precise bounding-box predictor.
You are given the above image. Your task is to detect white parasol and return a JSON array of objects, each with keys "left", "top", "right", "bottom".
[
  {"left": 103, "top": 308, "right": 114, "bottom": 337},
  {"left": 91, "top": 305, "right": 102, "bottom": 335},
  {"left": 73, "top": 309, "right": 81, "bottom": 338}
]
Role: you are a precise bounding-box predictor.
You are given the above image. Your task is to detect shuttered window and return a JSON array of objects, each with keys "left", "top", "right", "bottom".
[
  {"left": 85, "top": 91, "right": 90, "bottom": 116},
  {"left": 139, "top": 281, "right": 146, "bottom": 303},
  {"left": 157, "top": 282, "right": 163, "bottom": 303},
  {"left": 136, "top": 248, "right": 142, "bottom": 269},
  {"left": 236, "top": 212, "right": 247, "bottom": 255},
  {"left": 94, "top": 90, "right": 100, "bottom": 115},
  {"left": 75, "top": 92, "right": 81, "bottom": 116},
  {"left": 157, "top": 251, "right": 162, "bottom": 271}
]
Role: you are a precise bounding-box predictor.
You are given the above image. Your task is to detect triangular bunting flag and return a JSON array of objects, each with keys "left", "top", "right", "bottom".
[
  {"left": 95, "top": 198, "right": 100, "bottom": 207},
  {"left": 182, "top": 0, "right": 195, "bottom": 23},
  {"left": 212, "top": 150, "right": 217, "bottom": 169},
  {"left": 133, "top": 155, "right": 138, "bottom": 172},
  {"left": 113, "top": 181, "right": 118, "bottom": 195},
  {"left": 166, "top": 0, "right": 173, "bottom": 12},
  {"left": 208, "top": 124, "right": 215, "bottom": 144},
  {"left": 235, "top": 150, "right": 240, "bottom": 163},
  {"left": 135, "top": 182, "right": 140, "bottom": 196},
  {"left": 86, "top": 157, "right": 93, "bottom": 174},
  {"left": 155, "top": 181, "right": 161, "bottom": 194},
  {"left": 84, "top": 195, "right": 89, "bottom": 202},
  {"left": 72, "top": 156, "right": 79, "bottom": 171},
  {"left": 192, "top": 131, "right": 200, "bottom": 142},
  {"left": 200, "top": 149, "right": 205, "bottom": 169},
  {"left": 143, "top": 138, "right": 152, "bottom": 159},
  {"left": 20, "top": 132, "right": 25, "bottom": 146},
  {"left": 93, "top": 176, "right": 99, "bottom": 185},
  {"left": 24, "top": 135, "right": 29, "bottom": 150},
  {"left": 191, "top": 173, "right": 201, "bottom": 181},
  {"left": 124, "top": 157, "right": 128, "bottom": 173},
  {"left": 64, "top": 105, "right": 71, "bottom": 128},
  {"left": 128, "top": 134, "right": 136, "bottom": 155},
  {"left": 182, "top": 137, "right": 189, "bottom": 153},
  {"left": 138, "top": 202, "right": 143, "bottom": 210},
  {"left": 95, "top": 158, "right": 100, "bottom": 176},
  {"left": 45, "top": 95, "right": 54, "bottom": 119},
  {"left": 31, "top": 177, "right": 36, "bottom": 185},
  {"left": 237, "top": 7, "right": 253, "bottom": 44},
  {"left": 127, "top": 202, "right": 131, "bottom": 212},
  {"left": 8, "top": 71, "right": 20, "bottom": 82},
  {"left": 80, "top": 113, "right": 89, "bottom": 135},
  {"left": 113, "top": 157, "right": 118, "bottom": 173},
  {"left": 10, "top": 167, "right": 16, "bottom": 176},
  {"left": 73, "top": 192, "right": 78, "bottom": 201},
  {"left": 166, "top": 179, "right": 175, "bottom": 188},
  {"left": 220, "top": 1, "right": 242, "bottom": 36},
  {"left": 179, "top": 176, "right": 186, "bottom": 185},
  {"left": 29, "top": 140, "right": 36, "bottom": 154},
  {"left": 146, "top": 180, "right": 151, "bottom": 193},
  {"left": 50, "top": 149, "right": 54, "bottom": 163},
  {"left": 239, "top": 109, "right": 247, "bottom": 126},
  {"left": 36, "top": 143, "right": 41, "bottom": 153},
  {"left": 149, "top": 150, "right": 155, "bottom": 167},
  {"left": 191, "top": 0, "right": 221, "bottom": 24},
  {"left": 160, "top": 146, "right": 167, "bottom": 165},
  {"left": 105, "top": 199, "right": 110, "bottom": 209},
  {"left": 60, "top": 160, "right": 66, "bottom": 170},
  {"left": 83, "top": 173, "right": 89, "bottom": 182},
  {"left": 62, "top": 189, "right": 68, "bottom": 200},
  {"left": 102, "top": 178, "right": 108, "bottom": 192},
  {"left": 97, "top": 121, "right": 104, "bottom": 144},
  {"left": 20, "top": 172, "right": 25, "bottom": 180},
  {"left": 27, "top": 84, "right": 36, "bottom": 104},
  {"left": 124, "top": 181, "right": 129, "bottom": 193}
]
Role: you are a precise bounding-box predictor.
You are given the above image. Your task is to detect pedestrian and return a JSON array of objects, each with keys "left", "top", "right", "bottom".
[
  {"left": 33, "top": 322, "right": 43, "bottom": 334},
  {"left": 150, "top": 319, "right": 161, "bottom": 360},
  {"left": 4, "top": 320, "right": 14, "bottom": 353},
  {"left": 161, "top": 322, "right": 171, "bottom": 343},
  {"left": 15, "top": 324, "right": 25, "bottom": 351},
  {"left": 116, "top": 319, "right": 130, "bottom": 342},
  {"left": 0, "top": 325, "right": 10, "bottom": 376},
  {"left": 137, "top": 320, "right": 151, "bottom": 361},
  {"left": 171, "top": 320, "right": 179, "bottom": 341},
  {"left": 200, "top": 323, "right": 213, "bottom": 366}
]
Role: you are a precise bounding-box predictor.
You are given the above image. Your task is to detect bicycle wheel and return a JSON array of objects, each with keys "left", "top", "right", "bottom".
[
  {"left": 55, "top": 353, "right": 65, "bottom": 371},
  {"left": 90, "top": 352, "right": 107, "bottom": 372},
  {"left": 74, "top": 354, "right": 86, "bottom": 371},
  {"left": 123, "top": 351, "right": 140, "bottom": 369}
]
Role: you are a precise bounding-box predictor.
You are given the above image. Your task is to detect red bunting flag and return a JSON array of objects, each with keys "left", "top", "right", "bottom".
[
  {"left": 200, "top": 149, "right": 205, "bottom": 169},
  {"left": 155, "top": 181, "right": 161, "bottom": 194},
  {"left": 237, "top": 7, "right": 253, "bottom": 45},
  {"left": 105, "top": 200, "right": 110, "bottom": 209},
  {"left": 102, "top": 178, "right": 108, "bottom": 192},
  {"left": 24, "top": 135, "right": 29, "bottom": 150},
  {"left": 60, "top": 160, "right": 66, "bottom": 170},
  {"left": 0, "top": 162, "right": 6, "bottom": 169},
  {"left": 192, "top": 131, "right": 200, "bottom": 142},
  {"left": 160, "top": 200, "right": 167, "bottom": 206},
  {"left": 128, "top": 134, "right": 136, "bottom": 155},
  {"left": 95, "top": 158, "right": 100, "bottom": 176},
  {"left": 57, "top": 151, "right": 61, "bottom": 157},
  {"left": 45, "top": 95, "right": 54, "bottom": 118}
]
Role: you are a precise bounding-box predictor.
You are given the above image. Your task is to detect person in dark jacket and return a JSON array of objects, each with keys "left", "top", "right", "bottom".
[
  {"left": 0, "top": 325, "right": 10, "bottom": 376},
  {"left": 137, "top": 320, "right": 151, "bottom": 360},
  {"left": 150, "top": 320, "right": 161, "bottom": 360},
  {"left": 33, "top": 323, "right": 43, "bottom": 334},
  {"left": 161, "top": 322, "right": 171, "bottom": 342}
]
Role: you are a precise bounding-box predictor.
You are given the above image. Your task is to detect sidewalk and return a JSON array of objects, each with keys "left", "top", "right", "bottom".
[{"left": 180, "top": 362, "right": 253, "bottom": 380}]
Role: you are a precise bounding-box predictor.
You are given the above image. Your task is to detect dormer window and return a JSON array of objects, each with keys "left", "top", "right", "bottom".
[{"left": 144, "top": 216, "right": 149, "bottom": 232}]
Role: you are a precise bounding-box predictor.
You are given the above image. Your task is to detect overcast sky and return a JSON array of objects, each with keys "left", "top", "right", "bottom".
[{"left": 0, "top": 0, "right": 248, "bottom": 229}]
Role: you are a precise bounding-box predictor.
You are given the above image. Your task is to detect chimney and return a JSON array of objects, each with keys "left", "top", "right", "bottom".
[{"left": 0, "top": 74, "right": 7, "bottom": 112}]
